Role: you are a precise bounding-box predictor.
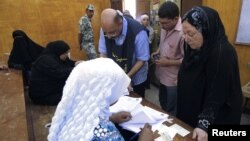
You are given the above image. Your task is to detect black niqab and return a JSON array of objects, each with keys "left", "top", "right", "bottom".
[{"left": 8, "top": 30, "right": 44, "bottom": 70}]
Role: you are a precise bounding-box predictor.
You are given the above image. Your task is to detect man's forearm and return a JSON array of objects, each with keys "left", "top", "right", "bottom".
[{"left": 127, "top": 60, "right": 145, "bottom": 78}]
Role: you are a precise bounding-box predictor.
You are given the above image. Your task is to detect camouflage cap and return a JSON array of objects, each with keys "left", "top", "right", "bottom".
[{"left": 86, "top": 4, "right": 94, "bottom": 11}]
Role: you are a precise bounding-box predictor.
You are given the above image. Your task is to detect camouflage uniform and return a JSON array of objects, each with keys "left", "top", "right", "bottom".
[{"left": 79, "top": 15, "right": 97, "bottom": 60}]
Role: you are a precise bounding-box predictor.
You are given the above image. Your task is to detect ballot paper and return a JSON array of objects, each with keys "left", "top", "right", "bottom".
[
  {"left": 154, "top": 124, "right": 178, "bottom": 141},
  {"left": 109, "top": 96, "right": 169, "bottom": 133},
  {"left": 170, "top": 124, "right": 190, "bottom": 137},
  {"left": 109, "top": 96, "right": 142, "bottom": 113}
]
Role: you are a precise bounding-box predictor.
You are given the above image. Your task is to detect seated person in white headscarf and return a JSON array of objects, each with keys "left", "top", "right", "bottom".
[{"left": 48, "top": 58, "right": 158, "bottom": 141}]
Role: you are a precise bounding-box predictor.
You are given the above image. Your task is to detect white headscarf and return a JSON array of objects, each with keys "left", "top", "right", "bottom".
[
  {"left": 140, "top": 14, "right": 149, "bottom": 22},
  {"left": 48, "top": 58, "right": 131, "bottom": 141}
]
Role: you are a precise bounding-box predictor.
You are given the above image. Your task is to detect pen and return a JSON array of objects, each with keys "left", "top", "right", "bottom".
[{"left": 129, "top": 131, "right": 140, "bottom": 141}]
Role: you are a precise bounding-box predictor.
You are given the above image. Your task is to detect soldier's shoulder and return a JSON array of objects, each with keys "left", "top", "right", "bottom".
[
  {"left": 80, "top": 15, "right": 87, "bottom": 20},
  {"left": 83, "top": 17, "right": 90, "bottom": 23}
]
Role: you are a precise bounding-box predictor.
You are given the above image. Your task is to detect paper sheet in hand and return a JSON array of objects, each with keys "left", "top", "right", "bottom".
[
  {"left": 120, "top": 105, "right": 168, "bottom": 133},
  {"left": 109, "top": 96, "right": 142, "bottom": 113},
  {"left": 109, "top": 96, "right": 169, "bottom": 133},
  {"left": 120, "top": 105, "right": 168, "bottom": 125},
  {"left": 121, "top": 118, "right": 167, "bottom": 133},
  {"left": 122, "top": 108, "right": 155, "bottom": 124}
]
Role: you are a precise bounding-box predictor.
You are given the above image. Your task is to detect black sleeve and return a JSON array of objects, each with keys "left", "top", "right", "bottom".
[
  {"left": 65, "top": 58, "right": 76, "bottom": 67},
  {"left": 34, "top": 56, "right": 73, "bottom": 80},
  {"left": 197, "top": 46, "right": 230, "bottom": 132}
]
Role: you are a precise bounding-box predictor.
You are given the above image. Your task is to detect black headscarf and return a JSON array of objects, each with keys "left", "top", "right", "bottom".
[
  {"left": 181, "top": 6, "right": 228, "bottom": 69},
  {"left": 8, "top": 30, "right": 44, "bottom": 70},
  {"left": 42, "top": 40, "right": 70, "bottom": 57},
  {"left": 12, "top": 30, "right": 27, "bottom": 38}
]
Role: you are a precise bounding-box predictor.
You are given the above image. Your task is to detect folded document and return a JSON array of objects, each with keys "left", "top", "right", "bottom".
[{"left": 110, "top": 96, "right": 169, "bottom": 133}]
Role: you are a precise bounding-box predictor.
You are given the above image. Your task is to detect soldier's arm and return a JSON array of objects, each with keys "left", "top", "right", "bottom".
[
  {"left": 78, "top": 17, "right": 85, "bottom": 50},
  {"left": 78, "top": 33, "right": 82, "bottom": 47}
]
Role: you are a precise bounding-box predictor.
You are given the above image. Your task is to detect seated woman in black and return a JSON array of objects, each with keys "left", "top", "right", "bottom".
[{"left": 29, "top": 40, "right": 81, "bottom": 105}]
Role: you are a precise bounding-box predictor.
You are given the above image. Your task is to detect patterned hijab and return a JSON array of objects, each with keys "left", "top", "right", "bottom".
[
  {"left": 48, "top": 58, "right": 131, "bottom": 141},
  {"left": 182, "top": 6, "right": 228, "bottom": 68}
]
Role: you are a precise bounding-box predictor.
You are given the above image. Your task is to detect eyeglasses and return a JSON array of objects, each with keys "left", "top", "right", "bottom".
[
  {"left": 104, "top": 31, "right": 117, "bottom": 38},
  {"left": 182, "top": 31, "right": 198, "bottom": 39},
  {"left": 103, "top": 26, "right": 119, "bottom": 38}
]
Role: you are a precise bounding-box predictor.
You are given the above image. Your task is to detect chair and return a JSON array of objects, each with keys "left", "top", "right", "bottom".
[{"left": 242, "top": 81, "right": 250, "bottom": 112}]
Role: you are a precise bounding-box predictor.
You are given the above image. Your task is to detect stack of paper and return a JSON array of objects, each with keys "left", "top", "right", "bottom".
[
  {"left": 109, "top": 96, "right": 169, "bottom": 133},
  {"left": 109, "top": 96, "right": 142, "bottom": 113},
  {"left": 155, "top": 124, "right": 178, "bottom": 141},
  {"left": 170, "top": 124, "right": 190, "bottom": 137}
]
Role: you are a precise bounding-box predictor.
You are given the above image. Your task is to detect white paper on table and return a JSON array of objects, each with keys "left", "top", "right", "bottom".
[
  {"left": 159, "top": 124, "right": 177, "bottom": 138},
  {"left": 121, "top": 105, "right": 168, "bottom": 125},
  {"left": 120, "top": 106, "right": 168, "bottom": 133},
  {"left": 121, "top": 123, "right": 144, "bottom": 133},
  {"left": 151, "top": 119, "right": 168, "bottom": 132},
  {"left": 154, "top": 136, "right": 167, "bottom": 141},
  {"left": 143, "top": 106, "right": 169, "bottom": 120},
  {"left": 121, "top": 118, "right": 167, "bottom": 133},
  {"left": 109, "top": 96, "right": 170, "bottom": 134},
  {"left": 130, "top": 104, "right": 144, "bottom": 116},
  {"left": 109, "top": 96, "right": 142, "bottom": 113},
  {"left": 170, "top": 124, "right": 190, "bottom": 137}
]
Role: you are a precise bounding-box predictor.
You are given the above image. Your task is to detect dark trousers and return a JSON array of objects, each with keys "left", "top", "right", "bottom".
[
  {"left": 159, "top": 84, "right": 177, "bottom": 116},
  {"left": 133, "top": 81, "right": 146, "bottom": 98}
]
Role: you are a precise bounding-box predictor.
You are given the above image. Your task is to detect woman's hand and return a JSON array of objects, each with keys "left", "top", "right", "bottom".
[
  {"left": 192, "top": 128, "right": 208, "bottom": 141},
  {"left": 110, "top": 111, "right": 132, "bottom": 124}
]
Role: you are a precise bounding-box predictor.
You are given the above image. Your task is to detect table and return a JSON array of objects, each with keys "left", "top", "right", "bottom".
[{"left": 0, "top": 70, "right": 29, "bottom": 141}]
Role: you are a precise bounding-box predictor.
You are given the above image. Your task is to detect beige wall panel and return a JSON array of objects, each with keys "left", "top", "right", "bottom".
[
  {"left": 0, "top": 0, "right": 111, "bottom": 60},
  {"left": 203, "top": 0, "right": 250, "bottom": 85},
  {"left": 136, "top": 0, "right": 150, "bottom": 19}
]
